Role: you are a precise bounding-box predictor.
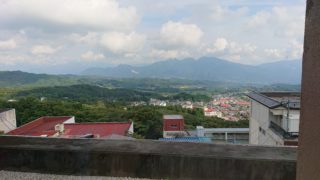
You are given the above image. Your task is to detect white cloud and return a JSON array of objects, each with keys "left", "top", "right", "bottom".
[
  {"left": 150, "top": 49, "right": 190, "bottom": 60},
  {"left": 81, "top": 51, "right": 105, "bottom": 61},
  {"left": 0, "top": 39, "right": 17, "bottom": 49},
  {"left": 31, "top": 45, "right": 59, "bottom": 55},
  {"left": 206, "top": 37, "right": 257, "bottom": 63},
  {"left": 0, "top": 0, "right": 139, "bottom": 31},
  {"left": 160, "top": 21, "right": 203, "bottom": 48},
  {"left": 264, "top": 49, "right": 283, "bottom": 58},
  {"left": 210, "top": 5, "right": 248, "bottom": 21},
  {"left": 0, "top": 54, "right": 28, "bottom": 65},
  {"left": 69, "top": 32, "right": 97, "bottom": 45},
  {"left": 100, "top": 32, "right": 146, "bottom": 54},
  {"left": 206, "top": 38, "right": 228, "bottom": 53}
]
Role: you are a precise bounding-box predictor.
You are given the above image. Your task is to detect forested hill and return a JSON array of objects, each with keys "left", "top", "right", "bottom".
[
  {"left": 0, "top": 71, "right": 80, "bottom": 87},
  {"left": 14, "top": 84, "right": 162, "bottom": 102}
]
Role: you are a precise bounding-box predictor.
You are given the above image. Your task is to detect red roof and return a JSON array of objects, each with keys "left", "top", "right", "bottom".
[
  {"left": 7, "top": 116, "right": 73, "bottom": 136},
  {"left": 7, "top": 116, "right": 132, "bottom": 138},
  {"left": 237, "top": 101, "right": 250, "bottom": 105},
  {"left": 61, "top": 122, "right": 132, "bottom": 138},
  {"left": 220, "top": 104, "right": 231, "bottom": 107},
  {"left": 204, "top": 108, "right": 216, "bottom": 112}
]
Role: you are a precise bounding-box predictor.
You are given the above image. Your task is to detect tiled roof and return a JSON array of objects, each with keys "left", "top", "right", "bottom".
[{"left": 7, "top": 116, "right": 73, "bottom": 136}]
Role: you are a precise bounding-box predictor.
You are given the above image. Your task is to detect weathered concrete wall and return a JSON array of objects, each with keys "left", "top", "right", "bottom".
[
  {"left": 0, "top": 136, "right": 296, "bottom": 180},
  {"left": 297, "top": 0, "right": 320, "bottom": 179}
]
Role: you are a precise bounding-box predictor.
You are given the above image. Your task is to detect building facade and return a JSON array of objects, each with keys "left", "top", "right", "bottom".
[
  {"left": 163, "top": 115, "right": 186, "bottom": 138},
  {"left": 247, "top": 92, "right": 300, "bottom": 146}
]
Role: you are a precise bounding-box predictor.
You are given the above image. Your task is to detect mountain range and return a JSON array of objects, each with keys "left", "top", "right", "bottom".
[{"left": 82, "top": 57, "right": 302, "bottom": 84}]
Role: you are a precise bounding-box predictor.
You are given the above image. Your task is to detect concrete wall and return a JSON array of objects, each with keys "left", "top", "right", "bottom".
[
  {"left": 0, "top": 136, "right": 296, "bottom": 180},
  {"left": 0, "top": 109, "right": 16, "bottom": 133},
  {"left": 250, "top": 100, "right": 270, "bottom": 145},
  {"left": 297, "top": 0, "right": 320, "bottom": 179},
  {"left": 250, "top": 101, "right": 286, "bottom": 146}
]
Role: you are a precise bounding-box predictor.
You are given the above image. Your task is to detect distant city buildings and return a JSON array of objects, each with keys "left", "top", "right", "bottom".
[
  {"left": 205, "top": 96, "right": 250, "bottom": 121},
  {"left": 0, "top": 109, "right": 16, "bottom": 134},
  {"left": 204, "top": 108, "right": 223, "bottom": 118},
  {"left": 247, "top": 92, "right": 300, "bottom": 146}
]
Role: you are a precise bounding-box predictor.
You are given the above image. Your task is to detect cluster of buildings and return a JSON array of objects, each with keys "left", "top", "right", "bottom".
[
  {"left": 131, "top": 96, "right": 250, "bottom": 122},
  {"left": 132, "top": 99, "right": 205, "bottom": 109},
  {"left": 160, "top": 91, "right": 302, "bottom": 146},
  {"left": 204, "top": 96, "right": 250, "bottom": 121},
  {"left": 161, "top": 114, "right": 249, "bottom": 144},
  {"left": 1, "top": 91, "right": 301, "bottom": 147}
]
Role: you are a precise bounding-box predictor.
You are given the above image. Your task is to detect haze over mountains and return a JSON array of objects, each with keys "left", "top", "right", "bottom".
[{"left": 82, "top": 57, "right": 302, "bottom": 84}]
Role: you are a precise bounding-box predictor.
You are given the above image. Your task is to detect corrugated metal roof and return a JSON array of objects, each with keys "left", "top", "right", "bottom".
[
  {"left": 247, "top": 92, "right": 301, "bottom": 109},
  {"left": 247, "top": 92, "right": 281, "bottom": 109},
  {"left": 163, "top": 115, "right": 183, "bottom": 119},
  {"left": 159, "top": 137, "right": 211, "bottom": 142}
]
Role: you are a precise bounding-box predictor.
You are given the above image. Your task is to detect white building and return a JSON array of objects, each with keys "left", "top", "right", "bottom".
[
  {"left": 204, "top": 108, "right": 223, "bottom": 118},
  {"left": 195, "top": 126, "right": 249, "bottom": 144},
  {"left": 247, "top": 92, "right": 300, "bottom": 146},
  {"left": 0, "top": 109, "right": 17, "bottom": 134}
]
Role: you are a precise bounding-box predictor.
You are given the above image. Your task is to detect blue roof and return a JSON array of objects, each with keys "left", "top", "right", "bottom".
[{"left": 159, "top": 137, "right": 211, "bottom": 143}]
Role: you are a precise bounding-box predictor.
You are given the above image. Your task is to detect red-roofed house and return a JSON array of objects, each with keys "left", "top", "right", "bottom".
[
  {"left": 7, "top": 116, "right": 134, "bottom": 139},
  {"left": 204, "top": 108, "right": 222, "bottom": 118}
]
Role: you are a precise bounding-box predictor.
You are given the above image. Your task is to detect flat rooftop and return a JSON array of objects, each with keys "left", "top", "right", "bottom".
[{"left": 163, "top": 115, "right": 183, "bottom": 119}]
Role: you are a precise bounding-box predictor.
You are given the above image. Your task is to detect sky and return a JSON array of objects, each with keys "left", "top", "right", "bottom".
[{"left": 0, "top": 0, "right": 306, "bottom": 74}]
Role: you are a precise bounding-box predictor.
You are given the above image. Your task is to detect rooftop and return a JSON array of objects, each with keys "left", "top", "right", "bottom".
[
  {"left": 62, "top": 122, "right": 132, "bottom": 138},
  {"left": 7, "top": 116, "right": 73, "bottom": 136},
  {"left": 247, "top": 92, "right": 300, "bottom": 109},
  {"left": 7, "top": 116, "right": 133, "bottom": 138},
  {"left": 163, "top": 115, "right": 183, "bottom": 120},
  {"left": 159, "top": 137, "right": 212, "bottom": 142}
]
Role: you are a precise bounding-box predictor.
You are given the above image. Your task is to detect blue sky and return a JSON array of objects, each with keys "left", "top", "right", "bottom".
[{"left": 0, "top": 0, "right": 306, "bottom": 74}]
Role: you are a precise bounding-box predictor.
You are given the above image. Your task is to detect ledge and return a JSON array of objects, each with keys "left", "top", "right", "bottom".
[{"left": 0, "top": 136, "right": 297, "bottom": 180}]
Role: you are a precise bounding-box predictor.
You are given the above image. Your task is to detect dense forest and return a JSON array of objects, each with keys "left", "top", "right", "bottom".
[{"left": 0, "top": 97, "right": 248, "bottom": 139}]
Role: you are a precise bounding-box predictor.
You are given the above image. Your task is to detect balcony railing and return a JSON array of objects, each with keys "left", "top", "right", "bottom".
[{"left": 269, "top": 121, "right": 299, "bottom": 139}]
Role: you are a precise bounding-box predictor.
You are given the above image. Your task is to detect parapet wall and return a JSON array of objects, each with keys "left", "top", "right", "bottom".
[{"left": 0, "top": 136, "right": 297, "bottom": 180}]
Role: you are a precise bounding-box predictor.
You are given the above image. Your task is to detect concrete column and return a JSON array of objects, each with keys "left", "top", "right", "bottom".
[
  {"left": 297, "top": 0, "right": 320, "bottom": 179},
  {"left": 225, "top": 132, "right": 228, "bottom": 142}
]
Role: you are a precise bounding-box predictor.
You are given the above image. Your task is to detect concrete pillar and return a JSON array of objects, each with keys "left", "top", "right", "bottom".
[
  {"left": 297, "top": 0, "right": 320, "bottom": 179},
  {"left": 225, "top": 132, "right": 228, "bottom": 142}
]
